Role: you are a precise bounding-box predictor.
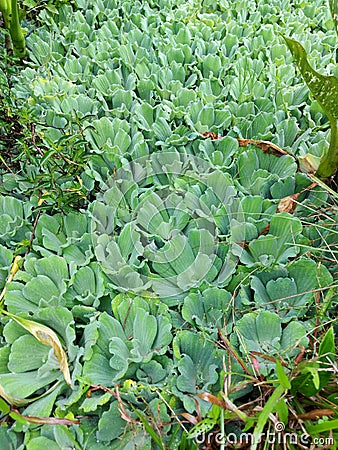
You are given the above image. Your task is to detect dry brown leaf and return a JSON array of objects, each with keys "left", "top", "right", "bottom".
[
  {"left": 277, "top": 182, "right": 318, "bottom": 214},
  {"left": 297, "top": 409, "right": 335, "bottom": 420},
  {"left": 197, "top": 392, "right": 226, "bottom": 408},
  {"left": 236, "top": 138, "right": 294, "bottom": 158},
  {"left": 200, "top": 133, "right": 294, "bottom": 158},
  {"left": 11, "top": 408, "right": 80, "bottom": 425},
  {"left": 200, "top": 132, "right": 223, "bottom": 140},
  {"left": 250, "top": 355, "right": 261, "bottom": 375},
  {"left": 277, "top": 193, "right": 300, "bottom": 214},
  {"left": 180, "top": 412, "right": 199, "bottom": 425},
  {"left": 249, "top": 351, "right": 287, "bottom": 367},
  {"left": 258, "top": 224, "right": 271, "bottom": 236},
  {"left": 218, "top": 329, "right": 252, "bottom": 375}
]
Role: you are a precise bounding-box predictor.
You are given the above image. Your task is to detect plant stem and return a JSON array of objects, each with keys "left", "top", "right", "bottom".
[
  {"left": 220, "top": 407, "right": 225, "bottom": 450},
  {"left": 9, "top": 0, "right": 26, "bottom": 58},
  {"left": 0, "top": 0, "right": 11, "bottom": 29}
]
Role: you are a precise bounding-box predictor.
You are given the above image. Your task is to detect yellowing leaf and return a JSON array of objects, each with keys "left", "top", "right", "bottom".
[
  {"left": 298, "top": 153, "right": 321, "bottom": 174},
  {"left": 3, "top": 312, "right": 72, "bottom": 387},
  {"left": 0, "top": 384, "right": 30, "bottom": 407},
  {"left": 0, "top": 255, "right": 22, "bottom": 305},
  {"left": 9, "top": 256, "right": 22, "bottom": 280}
]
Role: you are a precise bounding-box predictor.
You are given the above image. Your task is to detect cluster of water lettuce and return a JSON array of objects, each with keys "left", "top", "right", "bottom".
[
  {"left": 5, "top": 0, "right": 335, "bottom": 197},
  {"left": 0, "top": 152, "right": 334, "bottom": 447},
  {"left": 0, "top": 0, "right": 337, "bottom": 447}
]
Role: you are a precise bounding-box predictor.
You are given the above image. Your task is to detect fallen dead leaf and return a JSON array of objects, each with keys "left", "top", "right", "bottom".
[
  {"left": 197, "top": 392, "right": 226, "bottom": 408},
  {"left": 180, "top": 412, "right": 199, "bottom": 425},
  {"left": 236, "top": 138, "right": 293, "bottom": 158},
  {"left": 201, "top": 132, "right": 223, "bottom": 140},
  {"left": 277, "top": 182, "right": 318, "bottom": 214},
  {"left": 297, "top": 409, "right": 335, "bottom": 420},
  {"left": 299, "top": 154, "right": 321, "bottom": 174},
  {"left": 277, "top": 193, "right": 300, "bottom": 214}
]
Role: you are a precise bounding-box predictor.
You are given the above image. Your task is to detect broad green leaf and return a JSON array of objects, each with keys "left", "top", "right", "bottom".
[
  {"left": 22, "top": 383, "right": 63, "bottom": 417},
  {"left": 26, "top": 437, "right": 60, "bottom": 450},
  {"left": 80, "top": 392, "right": 112, "bottom": 413},
  {"left": 236, "top": 311, "right": 308, "bottom": 375},
  {"left": 280, "top": 321, "right": 309, "bottom": 356},
  {"left": 84, "top": 352, "right": 115, "bottom": 386},
  {"left": 176, "top": 355, "right": 197, "bottom": 394},
  {"left": 109, "top": 338, "right": 130, "bottom": 378},
  {"left": 284, "top": 37, "right": 338, "bottom": 121},
  {"left": 174, "top": 331, "right": 220, "bottom": 398},
  {"left": 131, "top": 309, "right": 158, "bottom": 363},
  {"left": 136, "top": 359, "right": 168, "bottom": 384},
  {"left": 0, "top": 384, "right": 29, "bottom": 407},
  {"left": 0, "top": 196, "right": 32, "bottom": 242},
  {"left": 182, "top": 287, "right": 231, "bottom": 330},
  {"left": 97, "top": 401, "right": 126, "bottom": 441},
  {"left": 319, "top": 327, "right": 335, "bottom": 359},
  {"left": 34, "top": 256, "right": 68, "bottom": 288},
  {"left": 8, "top": 334, "right": 50, "bottom": 372},
  {"left": 275, "top": 118, "right": 299, "bottom": 148},
  {"left": 306, "top": 419, "right": 338, "bottom": 434},
  {"left": 237, "top": 149, "right": 297, "bottom": 196},
  {"left": 284, "top": 36, "right": 338, "bottom": 177},
  {"left": 22, "top": 275, "right": 60, "bottom": 306},
  {"left": 0, "top": 426, "right": 20, "bottom": 450},
  {"left": 240, "top": 213, "right": 302, "bottom": 267},
  {"left": 197, "top": 106, "right": 215, "bottom": 128},
  {"left": 0, "top": 245, "right": 13, "bottom": 292},
  {"left": 134, "top": 103, "right": 154, "bottom": 130},
  {"left": 275, "top": 360, "right": 291, "bottom": 390},
  {"left": 0, "top": 371, "right": 59, "bottom": 401},
  {"left": 251, "top": 258, "right": 331, "bottom": 320},
  {"left": 152, "top": 118, "right": 172, "bottom": 141},
  {"left": 0, "top": 398, "right": 10, "bottom": 414},
  {"left": 67, "top": 265, "right": 103, "bottom": 306},
  {"left": 114, "top": 128, "right": 131, "bottom": 153},
  {"left": 275, "top": 398, "right": 288, "bottom": 425}
]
